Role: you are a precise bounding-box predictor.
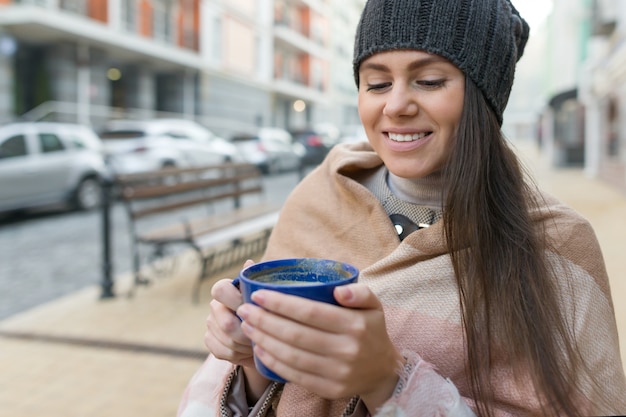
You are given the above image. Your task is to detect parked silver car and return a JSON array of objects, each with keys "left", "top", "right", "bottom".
[
  {"left": 0, "top": 122, "right": 107, "bottom": 214},
  {"left": 99, "top": 118, "right": 242, "bottom": 175},
  {"left": 231, "top": 127, "right": 304, "bottom": 174}
]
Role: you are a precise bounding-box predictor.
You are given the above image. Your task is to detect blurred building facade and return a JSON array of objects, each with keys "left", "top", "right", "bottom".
[
  {"left": 580, "top": 0, "right": 626, "bottom": 191},
  {"left": 535, "top": 0, "right": 626, "bottom": 193},
  {"left": 534, "top": 0, "right": 589, "bottom": 168},
  {"left": 0, "top": 0, "right": 364, "bottom": 138}
]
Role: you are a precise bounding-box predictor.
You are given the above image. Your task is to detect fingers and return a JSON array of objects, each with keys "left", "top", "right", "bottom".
[
  {"left": 229, "top": 280, "right": 402, "bottom": 401},
  {"left": 210, "top": 278, "right": 244, "bottom": 312},
  {"left": 209, "top": 258, "right": 255, "bottom": 311},
  {"left": 333, "top": 283, "right": 382, "bottom": 310},
  {"left": 204, "top": 275, "right": 255, "bottom": 367},
  {"left": 207, "top": 299, "right": 250, "bottom": 346},
  {"left": 236, "top": 289, "right": 377, "bottom": 357},
  {"left": 238, "top": 308, "right": 355, "bottom": 398},
  {"left": 250, "top": 339, "right": 352, "bottom": 399},
  {"left": 242, "top": 284, "right": 381, "bottom": 332},
  {"left": 249, "top": 291, "right": 347, "bottom": 331},
  {"left": 238, "top": 301, "right": 398, "bottom": 400},
  {"left": 239, "top": 302, "right": 342, "bottom": 353}
]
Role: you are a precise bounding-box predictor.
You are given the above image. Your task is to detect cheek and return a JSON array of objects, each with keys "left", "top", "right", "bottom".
[
  {"left": 357, "top": 94, "right": 380, "bottom": 132},
  {"left": 428, "top": 105, "right": 463, "bottom": 147},
  {"left": 432, "top": 95, "right": 463, "bottom": 125},
  {"left": 447, "top": 88, "right": 465, "bottom": 126},
  {"left": 357, "top": 93, "right": 371, "bottom": 122}
]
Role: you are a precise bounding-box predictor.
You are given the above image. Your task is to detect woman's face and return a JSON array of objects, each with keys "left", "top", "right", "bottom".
[{"left": 358, "top": 50, "right": 465, "bottom": 179}]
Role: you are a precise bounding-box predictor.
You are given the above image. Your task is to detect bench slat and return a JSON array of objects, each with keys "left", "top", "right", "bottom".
[
  {"left": 194, "top": 212, "right": 279, "bottom": 249},
  {"left": 121, "top": 171, "right": 261, "bottom": 200},
  {"left": 115, "top": 162, "right": 259, "bottom": 183},
  {"left": 130, "top": 186, "right": 263, "bottom": 219},
  {"left": 138, "top": 202, "right": 279, "bottom": 242}
]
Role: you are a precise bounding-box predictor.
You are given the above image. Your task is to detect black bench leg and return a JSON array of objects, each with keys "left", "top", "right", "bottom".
[
  {"left": 127, "top": 242, "right": 152, "bottom": 298},
  {"left": 192, "top": 247, "right": 214, "bottom": 304}
]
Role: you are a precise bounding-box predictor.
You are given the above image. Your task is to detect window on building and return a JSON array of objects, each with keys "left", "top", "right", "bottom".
[
  {"left": 121, "top": 0, "right": 138, "bottom": 32},
  {"left": 211, "top": 16, "right": 223, "bottom": 62},
  {"left": 0, "top": 135, "right": 27, "bottom": 159},
  {"left": 311, "top": 59, "right": 325, "bottom": 92},
  {"left": 154, "top": 0, "right": 174, "bottom": 43},
  {"left": 274, "top": 48, "right": 304, "bottom": 85},
  {"left": 274, "top": 0, "right": 287, "bottom": 26},
  {"left": 21, "top": 0, "right": 48, "bottom": 6},
  {"left": 179, "top": 0, "right": 198, "bottom": 50},
  {"left": 60, "top": 0, "right": 86, "bottom": 15}
]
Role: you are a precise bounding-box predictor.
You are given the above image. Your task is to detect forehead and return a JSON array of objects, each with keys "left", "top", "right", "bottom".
[{"left": 360, "top": 49, "right": 459, "bottom": 71}]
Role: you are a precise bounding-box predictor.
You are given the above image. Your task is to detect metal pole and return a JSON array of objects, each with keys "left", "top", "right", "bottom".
[{"left": 100, "top": 175, "right": 115, "bottom": 299}]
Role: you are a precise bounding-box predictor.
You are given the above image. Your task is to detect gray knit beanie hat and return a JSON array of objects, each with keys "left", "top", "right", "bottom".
[{"left": 353, "top": 0, "right": 529, "bottom": 125}]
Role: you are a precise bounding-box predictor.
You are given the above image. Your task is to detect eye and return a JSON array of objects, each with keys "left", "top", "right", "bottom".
[
  {"left": 417, "top": 79, "right": 446, "bottom": 89},
  {"left": 366, "top": 82, "right": 392, "bottom": 92}
]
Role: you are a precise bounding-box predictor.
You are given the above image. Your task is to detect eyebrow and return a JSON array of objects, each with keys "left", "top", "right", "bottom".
[{"left": 360, "top": 55, "right": 450, "bottom": 73}]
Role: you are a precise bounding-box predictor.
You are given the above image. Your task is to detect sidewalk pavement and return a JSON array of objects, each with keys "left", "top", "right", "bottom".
[{"left": 1, "top": 139, "right": 625, "bottom": 417}]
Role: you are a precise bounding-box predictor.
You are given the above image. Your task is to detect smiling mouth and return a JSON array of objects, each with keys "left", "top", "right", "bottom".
[{"left": 387, "top": 132, "right": 432, "bottom": 142}]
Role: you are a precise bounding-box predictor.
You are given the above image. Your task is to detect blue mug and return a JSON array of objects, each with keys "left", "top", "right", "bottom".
[{"left": 233, "top": 258, "right": 359, "bottom": 383}]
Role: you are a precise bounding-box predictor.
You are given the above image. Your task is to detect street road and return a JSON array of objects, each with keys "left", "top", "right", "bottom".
[{"left": 0, "top": 170, "right": 303, "bottom": 319}]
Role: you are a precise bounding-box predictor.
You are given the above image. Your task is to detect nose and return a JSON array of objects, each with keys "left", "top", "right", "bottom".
[{"left": 383, "top": 84, "right": 419, "bottom": 118}]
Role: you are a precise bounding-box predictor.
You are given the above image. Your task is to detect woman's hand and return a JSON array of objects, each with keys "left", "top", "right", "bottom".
[
  {"left": 204, "top": 260, "right": 270, "bottom": 403},
  {"left": 236, "top": 283, "right": 404, "bottom": 412}
]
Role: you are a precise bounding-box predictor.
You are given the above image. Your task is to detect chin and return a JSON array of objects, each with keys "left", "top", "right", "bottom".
[{"left": 380, "top": 150, "right": 443, "bottom": 178}]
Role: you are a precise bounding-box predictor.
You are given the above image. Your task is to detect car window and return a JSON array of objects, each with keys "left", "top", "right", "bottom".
[
  {"left": 231, "top": 135, "right": 258, "bottom": 142},
  {"left": 0, "top": 135, "right": 28, "bottom": 159},
  {"left": 68, "top": 134, "right": 87, "bottom": 149},
  {"left": 166, "top": 131, "right": 191, "bottom": 139},
  {"left": 39, "top": 133, "right": 65, "bottom": 153},
  {"left": 99, "top": 130, "right": 146, "bottom": 139},
  {"left": 68, "top": 130, "right": 101, "bottom": 150}
]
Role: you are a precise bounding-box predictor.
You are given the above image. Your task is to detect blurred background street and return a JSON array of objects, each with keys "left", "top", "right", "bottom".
[
  {"left": 1, "top": 0, "right": 626, "bottom": 415},
  {"left": 0, "top": 170, "right": 301, "bottom": 319}
]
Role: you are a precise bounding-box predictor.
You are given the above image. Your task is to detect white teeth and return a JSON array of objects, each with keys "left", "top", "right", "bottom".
[{"left": 388, "top": 132, "right": 430, "bottom": 142}]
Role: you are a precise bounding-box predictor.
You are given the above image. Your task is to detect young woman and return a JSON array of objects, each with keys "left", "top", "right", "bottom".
[{"left": 178, "top": 0, "right": 626, "bottom": 416}]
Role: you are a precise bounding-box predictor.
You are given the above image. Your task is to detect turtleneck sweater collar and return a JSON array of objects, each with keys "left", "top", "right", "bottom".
[{"left": 386, "top": 170, "right": 445, "bottom": 211}]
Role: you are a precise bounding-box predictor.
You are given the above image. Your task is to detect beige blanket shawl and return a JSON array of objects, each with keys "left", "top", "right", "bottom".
[{"left": 178, "top": 142, "right": 626, "bottom": 416}]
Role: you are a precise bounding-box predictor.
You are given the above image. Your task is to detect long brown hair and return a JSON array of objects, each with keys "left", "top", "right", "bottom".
[{"left": 443, "top": 77, "right": 587, "bottom": 417}]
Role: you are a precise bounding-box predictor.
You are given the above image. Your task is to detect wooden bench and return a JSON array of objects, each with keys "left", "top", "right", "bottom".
[{"left": 114, "top": 162, "right": 280, "bottom": 302}]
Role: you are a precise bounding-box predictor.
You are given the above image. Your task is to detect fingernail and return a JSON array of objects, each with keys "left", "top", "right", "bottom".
[
  {"left": 241, "top": 321, "right": 254, "bottom": 335},
  {"left": 250, "top": 291, "right": 266, "bottom": 305},
  {"left": 254, "top": 345, "right": 265, "bottom": 358},
  {"left": 237, "top": 305, "right": 250, "bottom": 320},
  {"left": 336, "top": 285, "right": 353, "bottom": 300}
]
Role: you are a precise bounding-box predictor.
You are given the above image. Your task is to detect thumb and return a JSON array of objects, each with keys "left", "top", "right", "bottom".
[{"left": 334, "top": 283, "right": 382, "bottom": 310}]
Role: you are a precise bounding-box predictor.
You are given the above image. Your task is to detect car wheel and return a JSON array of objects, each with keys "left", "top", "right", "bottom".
[
  {"left": 72, "top": 176, "right": 102, "bottom": 211},
  {"left": 266, "top": 158, "right": 280, "bottom": 175}
]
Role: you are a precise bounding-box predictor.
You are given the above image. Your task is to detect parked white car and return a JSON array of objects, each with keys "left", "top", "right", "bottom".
[
  {"left": 231, "top": 127, "right": 304, "bottom": 174},
  {"left": 99, "top": 118, "right": 242, "bottom": 175},
  {"left": 0, "top": 122, "right": 107, "bottom": 214}
]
